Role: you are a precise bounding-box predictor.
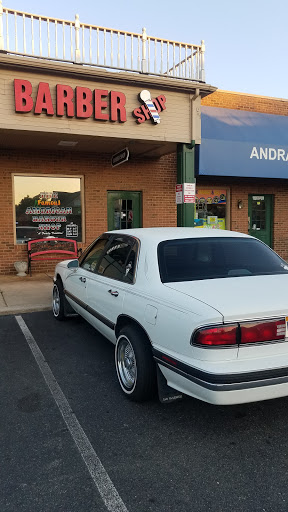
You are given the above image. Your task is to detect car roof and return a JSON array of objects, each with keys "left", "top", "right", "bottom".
[{"left": 106, "top": 227, "right": 251, "bottom": 242}]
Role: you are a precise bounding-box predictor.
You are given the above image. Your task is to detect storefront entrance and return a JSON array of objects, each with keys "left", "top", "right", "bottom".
[
  {"left": 107, "top": 191, "right": 142, "bottom": 230},
  {"left": 248, "top": 194, "right": 273, "bottom": 247}
]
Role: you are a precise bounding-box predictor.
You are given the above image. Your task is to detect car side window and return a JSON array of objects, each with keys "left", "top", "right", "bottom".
[
  {"left": 80, "top": 238, "right": 108, "bottom": 273},
  {"left": 97, "top": 238, "right": 137, "bottom": 283},
  {"left": 122, "top": 244, "right": 137, "bottom": 283}
]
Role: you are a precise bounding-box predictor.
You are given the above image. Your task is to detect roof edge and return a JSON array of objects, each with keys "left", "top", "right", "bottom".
[{"left": 0, "top": 53, "right": 217, "bottom": 96}]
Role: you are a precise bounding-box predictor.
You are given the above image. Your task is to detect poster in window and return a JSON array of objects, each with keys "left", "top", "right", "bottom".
[{"left": 14, "top": 176, "right": 82, "bottom": 243}]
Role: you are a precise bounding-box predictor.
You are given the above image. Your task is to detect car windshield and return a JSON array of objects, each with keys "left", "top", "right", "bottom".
[{"left": 158, "top": 237, "right": 288, "bottom": 283}]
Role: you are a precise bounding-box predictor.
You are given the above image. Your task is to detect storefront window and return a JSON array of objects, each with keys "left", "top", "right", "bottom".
[
  {"left": 195, "top": 189, "right": 226, "bottom": 229},
  {"left": 14, "top": 175, "right": 83, "bottom": 243}
]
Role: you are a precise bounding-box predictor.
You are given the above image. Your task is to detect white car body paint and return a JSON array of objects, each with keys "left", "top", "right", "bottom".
[{"left": 54, "top": 228, "right": 288, "bottom": 405}]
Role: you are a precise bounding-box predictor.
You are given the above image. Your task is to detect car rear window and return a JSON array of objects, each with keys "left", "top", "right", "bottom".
[{"left": 158, "top": 237, "right": 288, "bottom": 283}]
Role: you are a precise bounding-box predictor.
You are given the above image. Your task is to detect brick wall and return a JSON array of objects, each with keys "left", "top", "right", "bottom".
[
  {"left": 2, "top": 90, "right": 288, "bottom": 275},
  {"left": 200, "top": 90, "right": 288, "bottom": 261},
  {"left": 202, "top": 89, "right": 288, "bottom": 116},
  {"left": 197, "top": 177, "right": 288, "bottom": 260},
  {"left": 232, "top": 179, "right": 288, "bottom": 260},
  {"left": 0, "top": 149, "right": 177, "bottom": 275}
]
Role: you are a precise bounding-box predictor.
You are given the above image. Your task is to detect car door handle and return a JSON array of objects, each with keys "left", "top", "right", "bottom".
[
  {"left": 108, "top": 289, "right": 119, "bottom": 297},
  {"left": 79, "top": 277, "right": 86, "bottom": 283}
]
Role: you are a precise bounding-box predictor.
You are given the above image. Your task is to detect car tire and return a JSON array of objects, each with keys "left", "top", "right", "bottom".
[
  {"left": 115, "top": 325, "right": 157, "bottom": 402},
  {"left": 52, "top": 278, "right": 66, "bottom": 321}
]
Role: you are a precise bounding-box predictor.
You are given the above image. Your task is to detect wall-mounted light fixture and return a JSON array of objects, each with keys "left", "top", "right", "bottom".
[{"left": 238, "top": 200, "right": 243, "bottom": 209}]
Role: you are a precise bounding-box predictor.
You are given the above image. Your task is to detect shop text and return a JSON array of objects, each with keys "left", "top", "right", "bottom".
[
  {"left": 133, "top": 94, "right": 166, "bottom": 124},
  {"left": 250, "top": 146, "right": 288, "bottom": 161}
]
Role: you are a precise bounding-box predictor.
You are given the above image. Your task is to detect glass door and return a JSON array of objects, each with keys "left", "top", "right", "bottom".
[
  {"left": 248, "top": 194, "right": 273, "bottom": 247},
  {"left": 107, "top": 191, "right": 142, "bottom": 230}
]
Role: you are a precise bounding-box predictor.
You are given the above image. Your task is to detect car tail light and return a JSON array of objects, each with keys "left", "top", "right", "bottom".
[
  {"left": 240, "top": 319, "right": 286, "bottom": 344},
  {"left": 193, "top": 325, "right": 238, "bottom": 346},
  {"left": 192, "top": 318, "right": 286, "bottom": 347}
]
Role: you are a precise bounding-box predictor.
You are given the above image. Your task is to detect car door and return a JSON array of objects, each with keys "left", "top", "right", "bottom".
[
  {"left": 64, "top": 236, "right": 109, "bottom": 319},
  {"left": 85, "top": 235, "right": 138, "bottom": 342}
]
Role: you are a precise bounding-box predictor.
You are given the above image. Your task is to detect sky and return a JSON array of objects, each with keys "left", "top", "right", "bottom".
[{"left": 4, "top": 0, "right": 288, "bottom": 99}]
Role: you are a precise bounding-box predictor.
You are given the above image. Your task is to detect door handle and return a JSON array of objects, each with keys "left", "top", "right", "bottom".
[
  {"left": 108, "top": 289, "right": 119, "bottom": 297},
  {"left": 79, "top": 277, "right": 86, "bottom": 283}
]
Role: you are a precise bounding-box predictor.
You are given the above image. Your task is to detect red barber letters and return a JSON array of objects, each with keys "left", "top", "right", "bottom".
[
  {"left": 14, "top": 79, "right": 127, "bottom": 122},
  {"left": 14, "top": 79, "right": 167, "bottom": 125}
]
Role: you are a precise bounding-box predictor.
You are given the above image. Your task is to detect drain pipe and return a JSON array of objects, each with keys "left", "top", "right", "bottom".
[{"left": 190, "top": 88, "right": 201, "bottom": 145}]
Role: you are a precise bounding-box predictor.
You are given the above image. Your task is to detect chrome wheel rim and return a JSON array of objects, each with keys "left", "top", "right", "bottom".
[
  {"left": 116, "top": 336, "right": 137, "bottom": 391},
  {"left": 52, "top": 285, "right": 60, "bottom": 316}
]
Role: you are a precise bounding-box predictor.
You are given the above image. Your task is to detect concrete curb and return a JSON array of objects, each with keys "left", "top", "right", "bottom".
[{"left": 0, "top": 305, "right": 52, "bottom": 316}]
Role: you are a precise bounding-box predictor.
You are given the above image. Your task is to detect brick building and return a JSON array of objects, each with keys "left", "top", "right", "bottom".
[
  {"left": 197, "top": 91, "right": 288, "bottom": 261},
  {"left": 1, "top": 7, "right": 288, "bottom": 275},
  {"left": 0, "top": 6, "right": 213, "bottom": 274}
]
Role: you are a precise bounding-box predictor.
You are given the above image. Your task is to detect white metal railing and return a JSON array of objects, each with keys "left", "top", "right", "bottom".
[{"left": 0, "top": 2, "right": 206, "bottom": 82}]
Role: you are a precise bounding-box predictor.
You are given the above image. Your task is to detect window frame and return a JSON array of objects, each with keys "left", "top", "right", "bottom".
[
  {"left": 195, "top": 186, "right": 230, "bottom": 230},
  {"left": 95, "top": 234, "right": 140, "bottom": 284},
  {"left": 13, "top": 173, "right": 85, "bottom": 245},
  {"left": 79, "top": 235, "right": 110, "bottom": 273}
]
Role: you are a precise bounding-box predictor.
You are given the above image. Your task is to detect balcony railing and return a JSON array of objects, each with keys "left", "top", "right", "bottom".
[{"left": 0, "top": 2, "right": 205, "bottom": 82}]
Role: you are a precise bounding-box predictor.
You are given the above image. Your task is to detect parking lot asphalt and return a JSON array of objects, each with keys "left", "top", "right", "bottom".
[{"left": 2, "top": 310, "right": 288, "bottom": 512}]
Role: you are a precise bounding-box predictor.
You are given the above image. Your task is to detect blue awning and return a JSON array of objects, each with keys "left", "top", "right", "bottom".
[{"left": 198, "top": 106, "right": 288, "bottom": 179}]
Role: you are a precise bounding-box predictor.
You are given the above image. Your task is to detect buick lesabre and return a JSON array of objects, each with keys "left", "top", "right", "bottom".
[{"left": 52, "top": 228, "right": 288, "bottom": 405}]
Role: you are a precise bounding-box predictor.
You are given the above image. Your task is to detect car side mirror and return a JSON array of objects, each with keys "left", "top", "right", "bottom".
[{"left": 67, "top": 259, "right": 79, "bottom": 269}]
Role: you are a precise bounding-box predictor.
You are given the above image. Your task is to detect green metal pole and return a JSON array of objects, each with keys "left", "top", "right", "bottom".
[{"left": 177, "top": 142, "right": 196, "bottom": 227}]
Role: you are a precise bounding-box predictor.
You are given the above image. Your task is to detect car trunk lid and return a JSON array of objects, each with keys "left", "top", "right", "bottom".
[
  {"left": 165, "top": 274, "right": 288, "bottom": 362},
  {"left": 164, "top": 274, "right": 288, "bottom": 323}
]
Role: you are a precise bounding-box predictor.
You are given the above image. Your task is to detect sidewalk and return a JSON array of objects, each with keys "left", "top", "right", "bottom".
[{"left": 0, "top": 273, "right": 53, "bottom": 316}]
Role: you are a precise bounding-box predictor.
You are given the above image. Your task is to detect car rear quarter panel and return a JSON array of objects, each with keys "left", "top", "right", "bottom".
[
  {"left": 123, "top": 242, "right": 240, "bottom": 364},
  {"left": 121, "top": 286, "right": 241, "bottom": 363}
]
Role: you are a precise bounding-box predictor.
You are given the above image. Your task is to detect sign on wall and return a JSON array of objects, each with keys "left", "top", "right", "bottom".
[
  {"left": 111, "top": 148, "right": 130, "bottom": 167},
  {"left": 14, "top": 79, "right": 167, "bottom": 125},
  {"left": 14, "top": 176, "right": 82, "bottom": 243},
  {"left": 14, "top": 79, "right": 127, "bottom": 122},
  {"left": 195, "top": 189, "right": 226, "bottom": 205},
  {"left": 175, "top": 183, "right": 196, "bottom": 204},
  {"left": 176, "top": 184, "right": 183, "bottom": 204},
  {"left": 133, "top": 90, "right": 166, "bottom": 124},
  {"left": 199, "top": 106, "right": 288, "bottom": 179}
]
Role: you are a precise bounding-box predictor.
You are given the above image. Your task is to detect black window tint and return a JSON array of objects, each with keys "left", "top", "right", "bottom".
[
  {"left": 98, "top": 238, "right": 136, "bottom": 282},
  {"left": 80, "top": 238, "right": 108, "bottom": 272},
  {"left": 158, "top": 237, "right": 288, "bottom": 283}
]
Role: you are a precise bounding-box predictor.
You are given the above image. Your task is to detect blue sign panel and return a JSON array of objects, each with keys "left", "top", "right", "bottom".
[{"left": 198, "top": 106, "right": 288, "bottom": 179}]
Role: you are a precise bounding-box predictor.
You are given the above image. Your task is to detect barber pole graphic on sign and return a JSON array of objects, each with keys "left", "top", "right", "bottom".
[
  {"left": 139, "top": 90, "right": 161, "bottom": 123},
  {"left": 133, "top": 91, "right": 166, "bottom": 124}
]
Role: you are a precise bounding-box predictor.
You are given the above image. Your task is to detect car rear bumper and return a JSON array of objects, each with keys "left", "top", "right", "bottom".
[{"left": 153, "top": 350, "right": 288, "bottom": 405}]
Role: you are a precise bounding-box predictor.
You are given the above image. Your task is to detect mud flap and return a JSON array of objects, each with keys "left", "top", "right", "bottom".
[
  {"left": 157, "top": 366, "right": 183, "bottom": 404},
  {"left": 63, "top": 291, "right": 78, "bottom": 317}
]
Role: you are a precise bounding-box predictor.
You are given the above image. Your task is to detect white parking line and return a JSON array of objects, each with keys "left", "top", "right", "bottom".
[{"left": 15, "top": 315, "right": 129, "bottom": 512}]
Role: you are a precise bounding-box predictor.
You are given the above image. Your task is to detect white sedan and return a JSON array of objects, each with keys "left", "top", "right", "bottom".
[{"left": 52, "top": 228, "right": 288, "bottom": 405}]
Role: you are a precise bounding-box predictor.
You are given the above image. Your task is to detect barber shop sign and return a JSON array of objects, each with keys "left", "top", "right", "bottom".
[{"left": 14, "top": 79, "right": 166, "bottom": 125}]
